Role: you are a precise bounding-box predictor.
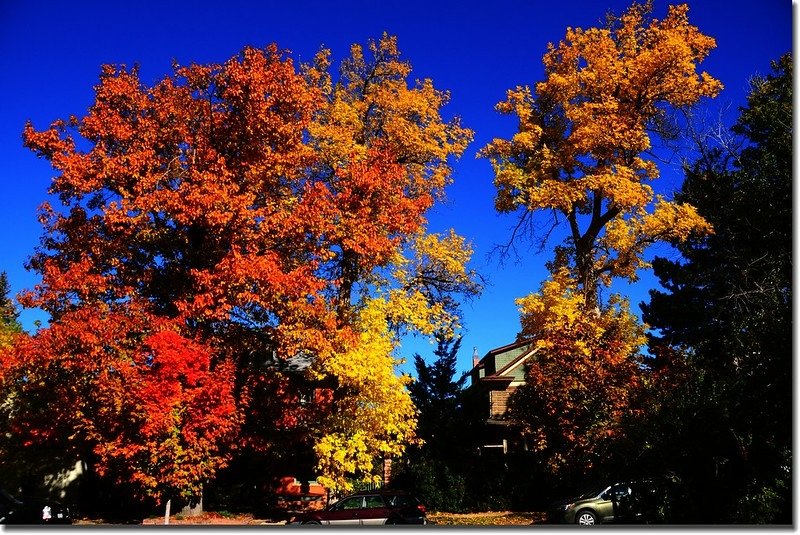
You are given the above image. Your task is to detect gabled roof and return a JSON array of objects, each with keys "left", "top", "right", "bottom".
[
  {"left": 485, "top": 339, "right": 533, "bottom": 360},
  {"left": 470, "top": 339, "right": 530, "bottom": 371},
  {"left": 494, "top": 344, "right": 538, "bottom": 378},
  {"left": 470, "top": 339, "right": 538, "bottom": 384}
]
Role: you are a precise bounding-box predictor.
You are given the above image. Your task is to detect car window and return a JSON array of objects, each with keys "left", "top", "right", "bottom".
[
  {"left": 386, "top": 494, "right": 414, "bottom": 507},
  {"left": 364, "top": 495, "right": 385, "bottom": 509},
  {"left": 611, "top": 485, "right": 631, "bottom": 499},
  {"left": 335, "top": 497, "right": 363, "bottom": 510}
]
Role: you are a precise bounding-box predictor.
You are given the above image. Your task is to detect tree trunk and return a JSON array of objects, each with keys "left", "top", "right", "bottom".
[
  {"left": 336, "top": 250, "right": 359, "bottom": 323},
  {"left": 179, "top": 492, "right": 203, "bottom": 517}
]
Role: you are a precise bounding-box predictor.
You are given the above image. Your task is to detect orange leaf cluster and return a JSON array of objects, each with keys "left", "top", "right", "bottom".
[
  {"left": 512, "top": 273, "right": 645, "bottom": 473},
  {"left": 0, "top": 304, "right": 238, "bottom": 501}
]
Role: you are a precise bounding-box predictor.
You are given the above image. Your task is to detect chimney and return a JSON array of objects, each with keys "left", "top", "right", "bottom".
[{"left": 473, "top": 346, "right": 480, "bottom": 368}]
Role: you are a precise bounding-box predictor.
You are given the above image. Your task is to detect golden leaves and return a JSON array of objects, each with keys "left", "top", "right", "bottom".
[
  {"left": 513, "top": 277, "right": 646, "bottom": 472},
  {"left": 600, "top": 196, "right": 714, "bottom": 282},
  {"left": 305, "top": 32, "right": 473, "bottom": 196},
  {"left": 484, "top": 3, "right": 722, "bottom": 472},
  {"left": 312, "top": 297, "right": 418, "bottom": 491},
  {"left": 482, "top": 2, "right": 723, "bottom": 221},
  {"left": 482, "top": 2, "right": 718, "bottom": 303}
]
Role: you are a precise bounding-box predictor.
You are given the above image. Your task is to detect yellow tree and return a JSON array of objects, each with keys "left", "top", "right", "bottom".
[
  {"left": 303, "top": 35, "right": 479, "bottom": 491},
  {"left": 480, "top": 2, "right": 720, "bottom": 471},
  {"left": 311, "top": 231, "right": 482, "bottom": 491},
  {"left": 481, "top": 1, "right": 719, "bottom": 307}
]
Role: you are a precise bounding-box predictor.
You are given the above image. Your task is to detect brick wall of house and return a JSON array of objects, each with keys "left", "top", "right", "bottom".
[{"left": 488, "top": 388, "right": 516, "bottom": 419}]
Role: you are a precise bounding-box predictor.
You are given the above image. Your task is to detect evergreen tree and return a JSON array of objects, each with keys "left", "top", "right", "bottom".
[
  {"left": 394, "top": 332, "right": 471, "bottom": 511},
  {"left": 408, "top": 332, "right": 466, "bottom": 453},
  {"left": 0, "top": 272, "right": 22, "bottom": 347},
  {"left": 639, "top": 54, "right": 792, "bottom": 523}
]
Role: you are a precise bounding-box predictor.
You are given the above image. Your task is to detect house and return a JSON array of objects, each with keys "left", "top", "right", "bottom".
[{"left": 467, "top": 339, "right": 538, "bottom": 454}]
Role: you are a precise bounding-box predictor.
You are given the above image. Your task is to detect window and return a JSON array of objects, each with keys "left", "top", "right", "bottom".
[
  {"left": 364, "top": 495, "right": 385, "bottom": 509},
  {"left": 335, "top": 497, "right": 363, "bottom": 510},
  {"left": 611, "top": 485, "right": 631, "bottom": 500},
  {"left": 298, "top": 388, "right": 314, "bottom": 406},
  {"left": 387, "top": 494, "right": 415, "bottom": 507}
]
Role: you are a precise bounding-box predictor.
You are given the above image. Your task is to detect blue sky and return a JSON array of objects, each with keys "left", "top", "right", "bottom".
[{"left": 0, "top": 0, "right": 792, "bottom": 376}]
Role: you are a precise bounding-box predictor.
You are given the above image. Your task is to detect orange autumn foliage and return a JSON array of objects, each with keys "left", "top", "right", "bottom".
[
  {"left": 303, "top": 33, "right": 473, "bottom": 319},
  {"left": 0, "top": 304, "right": 238, "bottom": 501},
  {"left": 302, "top": 34, "right": 475, "bottom": 490},
  {"left": 11, "top": 36, "right": 476, "bottom": 498},
  {"left": 22, "top": 44, "right": 335, "bottom": 359},
  {"left": 510, "top": 266, "right": 645, "bottom": 473}
]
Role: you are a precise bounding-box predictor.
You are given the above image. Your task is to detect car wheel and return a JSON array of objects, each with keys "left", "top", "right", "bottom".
[
  {"left": 576, "top": 510, "right": 598, "bottom": 525},
  {"left": 303, "top": 520, "right": 321, "bottom": 525}
]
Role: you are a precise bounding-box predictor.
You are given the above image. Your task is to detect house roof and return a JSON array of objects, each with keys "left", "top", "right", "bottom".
[
  {"left": 485, "top": 339, "right": 533, "bottom": 360},
  {"left": 470, "top": 339, "right": 538, "bottom": 385},
  {"left": 494, "top": 345, "right": 538, "bottom": 378},
  {"left": 480, "top": 374, "right": 516, "bottom": 383},
  {"left": 261, "top": 350, "right": 314, "bottom": 373}
]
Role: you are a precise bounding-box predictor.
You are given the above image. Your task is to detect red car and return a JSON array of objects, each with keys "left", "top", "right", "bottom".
[{"left": 291, "top": 490, "right": 427, "bottom": 525}]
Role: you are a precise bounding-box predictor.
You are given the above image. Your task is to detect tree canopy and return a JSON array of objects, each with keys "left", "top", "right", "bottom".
[
  {"left": 3, "top": 34, "right": 479, "bottom": 500},
  {"left": 480, "top": 1, "right": 719, "bottom": 305},
  {"left": 481, "top": 2, "right": 721, "bottom": 472},
  {"left": 638, "top": 54, "right": 792, "bottom": 523}
]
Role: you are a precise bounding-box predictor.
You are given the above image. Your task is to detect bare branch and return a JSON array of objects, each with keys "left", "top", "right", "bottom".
[{"left": 489, "top": 208, "right": 561, "bottom": 267}]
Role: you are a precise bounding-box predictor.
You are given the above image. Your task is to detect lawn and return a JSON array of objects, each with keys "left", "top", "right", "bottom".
[{"left": 428, "top": 511, "right": 545, "bottom": 526}]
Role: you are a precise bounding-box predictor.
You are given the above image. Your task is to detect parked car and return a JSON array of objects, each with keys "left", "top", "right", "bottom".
[
  {"left": 290, "top": 489, "right": 427, "bottom": 525},
  {"left": 0, "top": 487, "right": 72, "bottom": 525},
  {"left": 548, "top": 479, "right": 667, "bottom": 525}
]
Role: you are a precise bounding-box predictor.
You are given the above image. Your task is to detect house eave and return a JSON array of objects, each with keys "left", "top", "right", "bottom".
[{"left": 480, "top": 375, "right": 515, "bottom": 383}]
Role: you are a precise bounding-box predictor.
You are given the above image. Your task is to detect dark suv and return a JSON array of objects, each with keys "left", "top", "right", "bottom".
[
  {"left": 292, "top": 490, "right": 427, "bottom": 525},
  {"left": 548, "top": 479, "right": 669, "bottom": 525}
]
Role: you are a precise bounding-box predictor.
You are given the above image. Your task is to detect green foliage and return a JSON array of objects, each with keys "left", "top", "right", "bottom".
[
  {"left": 407, "top": 332, "right": 466, "bottom": 453},
  {"left": 638, "top": 54, "right": 792, "bottom": 524},
  {"left": 395, "top": 333, "right": 471, "bottom": 511},
  {"left": 392, "top": 457, "right": 468, "bottom": 512},
  {"left": 0, "top": 272, "right": 23, "bottom": 342}
]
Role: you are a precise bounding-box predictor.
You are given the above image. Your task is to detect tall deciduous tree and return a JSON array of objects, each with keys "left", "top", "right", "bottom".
[
  {"left": 6, "top": 35, "right": 478, "bottom": 502},
  {"left": 639, "top": 54, "right": 792, "bottom": 523},
  {"left": 13, "top": 46, "right": 324, "bottom": 506},
  {"left": 480, "top": 2, "right": 720, "bottom": 472},
  {"left": 301, "top": 34, "right": 479, "bottom": 491},
  {"left": 508, "top": 264, "right": 645, "bottom": 474}
]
